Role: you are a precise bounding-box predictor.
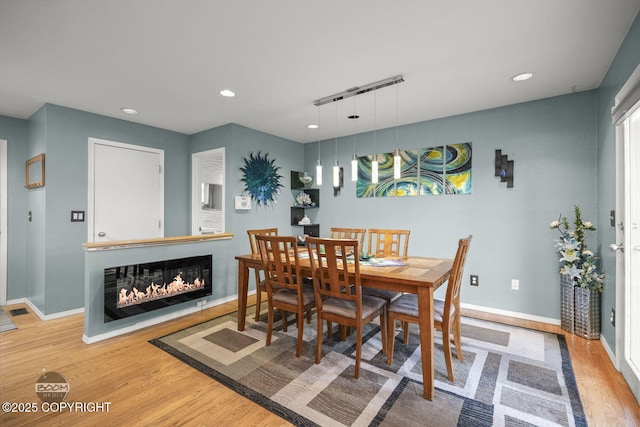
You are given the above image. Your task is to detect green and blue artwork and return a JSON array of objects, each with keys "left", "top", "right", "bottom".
[
  {"left": 356, "top": 142, "right": 472, "bottom": 198},
  {"left": 240, "top": 151, "right": 284, "bottom": 207}
]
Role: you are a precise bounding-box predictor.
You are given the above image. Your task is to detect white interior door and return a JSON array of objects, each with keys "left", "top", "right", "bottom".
[
  {"left": 88, "top": 138, "right": 164, "bottom": 242},
  {"left": 617, "top": 107, "right": 640, "bottom": 404},
  {"left": 613, "top": 64, "right": 640, "bottom": 403},
  {"left": 0, "top": 139, "right": 7, "bottom": 305}
]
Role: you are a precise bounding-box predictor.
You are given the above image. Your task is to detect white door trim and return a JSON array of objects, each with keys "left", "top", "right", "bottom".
[
  {"left": 0, "top": 139, "right": 7, "bottom": 306},
  {"left": 88, "top": 137, "right": 164, "bottom": 243}
]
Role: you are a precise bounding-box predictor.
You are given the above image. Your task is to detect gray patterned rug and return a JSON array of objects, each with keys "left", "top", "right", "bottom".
[
  {"left": 0, "top": 309, "right": 17, "bottom": 333},
  {"left": 151, "top": 310, "right": 586, "bottom": 426}
]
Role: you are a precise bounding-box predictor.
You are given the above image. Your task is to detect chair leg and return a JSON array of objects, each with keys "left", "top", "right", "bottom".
[
  {"left": 402, "top": 321, "right": 410, "bottom": 344},
  {"left": 315, "top": 314, "right": 324, "bottom": 364},
  {"left": 281, "top": 310, "right": 288, "bottom": 332},
  {"left": 453, "top": 316, "right": 463, "bottom": 361},
  {"left": 266, "top": 303, "right": 274, "bottom": 347},
  {"left": 441, "top": 322, "right": 455, "bottom": 382},
  {"left": 296, "top": 311, "right": 304, "bottom": 357},
  {"left": 380, "top": 310, "right": 387, "bottom": 355},
  {"left": 354, "top": 326, "right": 362, "bottom": 379},
  {"left": 387, "top": 313, "right": 396, "bottom": 365},
  {"left": 254, "top": 287, "right": 262, "bottom": 321}
]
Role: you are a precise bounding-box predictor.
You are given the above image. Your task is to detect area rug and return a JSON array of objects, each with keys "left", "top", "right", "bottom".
[
  {"left": 0, "top": 309, "right": 17, "bottom": 333},
  {"left": 150, "top": 310, "right": 586, "bottom": 427}
]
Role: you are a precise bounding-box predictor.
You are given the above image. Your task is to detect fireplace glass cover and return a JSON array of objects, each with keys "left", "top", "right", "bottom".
[{"left": 104, "top": 255, "right": 212, "bottom": 322}]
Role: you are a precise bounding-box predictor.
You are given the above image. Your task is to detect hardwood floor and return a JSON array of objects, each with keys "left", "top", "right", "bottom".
[{"left": 1, "top": 300, "right": 638, "bottom": 426}]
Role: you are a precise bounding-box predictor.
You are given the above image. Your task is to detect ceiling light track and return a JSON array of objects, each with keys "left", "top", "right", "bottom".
[{"left": 313, "top": 75, "right": 404, "bottom": 106}]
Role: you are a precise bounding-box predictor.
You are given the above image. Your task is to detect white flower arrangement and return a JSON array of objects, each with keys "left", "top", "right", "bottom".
[
  {"left": 550, "top": 205, "right": 604, "bottom": 291},
  {"left": 295, "top": 192, "right": 312, "bottom": 206}
]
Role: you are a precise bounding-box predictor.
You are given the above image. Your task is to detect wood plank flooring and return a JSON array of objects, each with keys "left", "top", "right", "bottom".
[{"left": 0, "top": 300, "right": 638, "bottom": 426}]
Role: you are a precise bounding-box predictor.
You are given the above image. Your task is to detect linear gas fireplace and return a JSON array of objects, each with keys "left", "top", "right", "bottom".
[{"left": 104, "top": 255, "right": 212, "bottom": 323}]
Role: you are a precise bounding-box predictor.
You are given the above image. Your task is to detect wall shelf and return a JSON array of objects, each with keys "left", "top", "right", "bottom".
[{"left": 291, "top": 171, "right": 319, "bottom": 237}]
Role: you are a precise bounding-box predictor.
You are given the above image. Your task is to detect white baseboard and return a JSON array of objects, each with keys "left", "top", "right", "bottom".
[
  {"left": 461, "top": 302, "right": 561, "bottom": 326},
  {"left": 82, "top": 294, "right": 238, "bottom": 344},
  {"left": 5, "top": 297, "right": 84, "bottom": 320},
  {"left": 600, "top": 334, "right": 618, "bottom": 370}
]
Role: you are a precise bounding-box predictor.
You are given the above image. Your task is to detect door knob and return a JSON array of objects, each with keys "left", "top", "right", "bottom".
[
  {"left": 98, "top": 232, "right": 106, "bottom": 237},
  {"left": 609, "top": 243, "right": 624, "bottom": 252}
]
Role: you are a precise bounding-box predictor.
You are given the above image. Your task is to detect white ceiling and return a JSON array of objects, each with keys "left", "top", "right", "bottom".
[{"left": 1, "top": 1, "right": 639, "bottom": 144}]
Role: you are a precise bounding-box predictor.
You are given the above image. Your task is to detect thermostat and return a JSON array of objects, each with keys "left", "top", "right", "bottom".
[{"left": 235, "top": 196, "right": 251, "bottom": 210}]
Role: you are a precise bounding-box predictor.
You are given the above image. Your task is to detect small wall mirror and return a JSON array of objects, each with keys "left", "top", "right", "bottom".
[{"left": 26, "top": 153, "right": 45, "bottom": 189}]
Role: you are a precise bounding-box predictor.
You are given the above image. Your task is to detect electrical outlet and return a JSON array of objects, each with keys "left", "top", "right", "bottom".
[
  {"left": 610, "top": 308, "right": 615, "bottom": 326},
  {"left": 470, "top": 275, "right": 479, "bottom": 286},
  {"left": 511, "top": 279, "right": 519, "bottom": 290}
]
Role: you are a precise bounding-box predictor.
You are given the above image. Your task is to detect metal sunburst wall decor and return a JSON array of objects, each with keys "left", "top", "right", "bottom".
[{"left": 240, "top": 151, "right": 284, "bottom": 207}]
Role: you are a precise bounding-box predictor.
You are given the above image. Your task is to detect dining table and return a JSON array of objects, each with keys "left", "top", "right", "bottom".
[{"left": 234, "top": 252, "right": 454, "bottom": 400}]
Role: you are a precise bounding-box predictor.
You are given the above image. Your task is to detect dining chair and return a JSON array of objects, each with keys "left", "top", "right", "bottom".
[
  {"left": 247, "top": 228, "right": 278, "bottom": 321},
  {"left": 386, "top": 235, "right": 472, "bottom": 382},
  {"left": 362, "top": 229, "right": 410, "bottom": 304},
  {"left": 329, "top": 227, "right": 366, "bottom": 249},
  {"left": 306, "top": 237, "right": 388, "bottom": 379},
  {"left": 255, "top": 234, "right": 315, "bottom": 357},
  {"left": 367, "top": 228, "right": 410, "bottom": 258}
]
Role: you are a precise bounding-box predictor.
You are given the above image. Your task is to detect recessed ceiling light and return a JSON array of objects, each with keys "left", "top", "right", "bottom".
[
  {"left": 307, "top": 124, "right": 318, "bottom": 129},
  {"left": 220, "top": 89, "right": 235, "bottom": 97},
  {"left": 120, "top": 108, "right": 138, "bottom": 115},
  {"left": 511, "top": 72, "right": 534, "bottom": 82}
]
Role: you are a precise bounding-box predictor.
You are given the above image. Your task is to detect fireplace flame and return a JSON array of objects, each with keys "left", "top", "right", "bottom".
[{"left": 117, "top": 273, "right": 205, "bottom": 308}]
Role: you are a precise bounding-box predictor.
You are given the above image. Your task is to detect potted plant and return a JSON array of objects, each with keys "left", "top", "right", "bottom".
[{"left": 550, "top": 205, "right": 604, "bottom": 339}]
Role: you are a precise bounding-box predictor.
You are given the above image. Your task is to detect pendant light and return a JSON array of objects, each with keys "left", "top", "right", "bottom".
[
  {"left": 333, "top": 101, "right": 340, "bottom": 188},
  {"left": 393, "top": 84, "right": 401, "bottom": 180},
  {"left": 371, "top": 91, "right": 379, "bottom": 184},
  {"left": 315, "top": 107, "right": 322, "bottom": 186},
  {"left": 350, "top": 96, "right": 358, "bottom": 181}
]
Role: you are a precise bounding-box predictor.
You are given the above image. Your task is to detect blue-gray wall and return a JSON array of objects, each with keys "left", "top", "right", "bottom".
[
  {"left": 307, "top": 90, "right": 598, "bottom": 320},
  {"left": 596, "top": 13, "right": 640, "bottom": 348}
]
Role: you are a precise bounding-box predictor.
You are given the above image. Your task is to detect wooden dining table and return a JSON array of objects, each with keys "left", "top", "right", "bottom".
[{"left": 234, "top": 252, "right": 454, "bottom": 400}]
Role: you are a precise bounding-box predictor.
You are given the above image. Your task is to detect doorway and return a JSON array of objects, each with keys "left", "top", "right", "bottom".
[
  {"left": 613, "top": 65, "right": 640, "bottom": 404},
  {"left": 0, "top": 139, "right": 7, "bottom": 305},
  {"left": 88, "top": 138, "right": 164, "bottom": 243},
  {"left": 191, "top": 148, "right": 225, "bottom": 235}
]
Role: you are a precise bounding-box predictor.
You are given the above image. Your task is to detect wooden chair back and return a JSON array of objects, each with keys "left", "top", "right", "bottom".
[
  {"left": 255, "top": 234, "right": 303, "bottom": 295},
  {"left": 367, "top": 229, "right": 410, "bottom": 258},
  {"left": 307, "top": 237, "right": 360, "bottom": 304},
  {"left": 247, "top": 228, "right": 278, "bottom": 255},
  {"left": 443, "top": 235, "right": 472, "bottom": 320},
  {"left": 329, "top": 227, "right": 366, "bottom": 249}
]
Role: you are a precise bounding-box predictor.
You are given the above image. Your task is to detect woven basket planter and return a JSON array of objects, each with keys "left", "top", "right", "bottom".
[
  {"left": 574, "top": 286, "right": 601, "bottom": 340},
  {"left": 560, "top": 274, "right": 575, "bottom": 333}
]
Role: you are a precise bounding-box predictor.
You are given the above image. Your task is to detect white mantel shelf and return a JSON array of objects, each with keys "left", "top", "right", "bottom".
[{"left": 83, "top": 233, "right": 234, "bottom": 251}]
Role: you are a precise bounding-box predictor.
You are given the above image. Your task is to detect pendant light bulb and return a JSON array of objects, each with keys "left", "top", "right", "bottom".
[
  {"left": 351, "top": 153, "right": 358, "bottom": 182},
  {"left": 372, "top": 156, "right": 379, "bottom": 184},
  {"left": 393, "top": 148, "right": 401, "bottom": 179},
  {"left": 316, "top": 159, "right": 322, "bottom": 186},
  {"left": 333, "top": 162, "right": 340, "bottom": 187}
]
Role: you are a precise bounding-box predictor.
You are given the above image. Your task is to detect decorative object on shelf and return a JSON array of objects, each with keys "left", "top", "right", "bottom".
[
  {"left": 494, "top": 149, "right": 514, "bottom": 188},
  {"left": 295, "top": 192, "right": 313, "bottom": 207},
  {"left": 551, "top": 205, "right": 604, "bottom": 338},
  {"left": 298, "top": 171, "right": 313, "bottom": 188},
  {"left": 297, "top": 234, "right": 309, "bottom": 246},
  {"left": 240, "top": 151, "right": 283, "bottom": 207},
  {"left": 25, "top": 153, "right": 45, "bottom": 189},
  {"left": 298, "top": 215, "right": 311, "bottom": 225}
]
